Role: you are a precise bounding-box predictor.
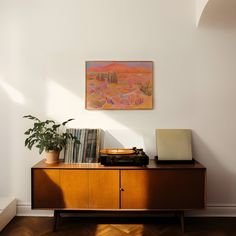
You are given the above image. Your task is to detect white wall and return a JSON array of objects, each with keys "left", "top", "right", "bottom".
[{"left": 1, "top": 0, "right": 236, "bottom": 215}]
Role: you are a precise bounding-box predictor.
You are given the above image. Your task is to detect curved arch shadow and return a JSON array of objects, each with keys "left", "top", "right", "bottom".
[{"left": 198, "top": 0, "right": 236, "bottom": 29}]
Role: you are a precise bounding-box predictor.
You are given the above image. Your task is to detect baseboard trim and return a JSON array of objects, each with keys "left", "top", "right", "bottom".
[
  {"left": 17, "top": 202, "right": 53, "bottom": 217},
  {"left": 16, "top": 202, "right": 236, "bottom": 217},
  {"left": 187, "top": 204, "right": 236, "bottom": 217}
]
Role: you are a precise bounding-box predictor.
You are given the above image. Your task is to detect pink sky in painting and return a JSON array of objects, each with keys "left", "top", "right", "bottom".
[{"left": 86, "top": 61, "right": 152, "bottom": 70}]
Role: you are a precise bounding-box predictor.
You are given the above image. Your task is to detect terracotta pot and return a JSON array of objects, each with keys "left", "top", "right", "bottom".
[{"left": 45, "top": 150, "right": 60, "bottom": 164}]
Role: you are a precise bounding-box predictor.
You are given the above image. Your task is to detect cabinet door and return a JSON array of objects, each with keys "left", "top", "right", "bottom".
[
  {"left": 60, "top": 170, "right": 89, "bottom": 208},
  {"left": 121, "top": 170, "right": 205, "bottom": 210},
  {"left": 89, "top": 170, "right": 119, "bottom": 209},
  {"left": 32, "top": 169, "right": 61, "bottom": 208}
]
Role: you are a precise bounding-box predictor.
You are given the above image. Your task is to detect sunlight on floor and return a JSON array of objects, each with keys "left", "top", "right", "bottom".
[
  {"left": 95, "top": 224, "right": 144, "bottom": 236},
  {"left": 0, "top": 79, "right": 25, "bottom": 104}
]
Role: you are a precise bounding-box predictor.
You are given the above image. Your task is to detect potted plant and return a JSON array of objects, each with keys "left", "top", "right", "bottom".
[{"left": 23, "top": 115, "right": 79, "bottom": 164}]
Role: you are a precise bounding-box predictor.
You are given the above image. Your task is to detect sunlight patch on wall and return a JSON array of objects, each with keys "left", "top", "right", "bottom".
[
  {"left": 46, "top": 79, "right": 128, "bottom": 129},
  {"left": 0, "top": 79, "right": 25, "bottom": 104},
  {"left": 46, "top": 79, "right": 82, "bottom": 119},
  {"left": 46, "top": 80, "right": 148, "bottom": 150}
]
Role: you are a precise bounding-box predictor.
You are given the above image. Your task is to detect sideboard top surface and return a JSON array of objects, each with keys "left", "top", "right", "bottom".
[{"left": 32, "top": 159, "right": 206, "bottom": 170}]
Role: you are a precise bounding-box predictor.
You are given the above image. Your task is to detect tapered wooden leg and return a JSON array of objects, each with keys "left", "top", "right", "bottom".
[
  {"left": 180, "top": 211, "right": 185, "bottom": 233},
  {"left": 53, "top": 210, "right": 60, "bottom": 232}
]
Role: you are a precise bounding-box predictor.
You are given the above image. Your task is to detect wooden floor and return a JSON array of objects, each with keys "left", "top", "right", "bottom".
[{"left": 1, "top": 216, "right": 236, "bottom": 236}]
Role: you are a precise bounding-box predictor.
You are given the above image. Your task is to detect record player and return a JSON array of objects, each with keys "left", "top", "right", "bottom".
[{"left": 100, "top": 147, "right": 149, "bottom": 166}]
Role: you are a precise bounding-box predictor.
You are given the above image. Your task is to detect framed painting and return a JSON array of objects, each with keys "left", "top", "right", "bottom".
[{"left": 85, "top": 61, "right": 153, "bottom": 110}]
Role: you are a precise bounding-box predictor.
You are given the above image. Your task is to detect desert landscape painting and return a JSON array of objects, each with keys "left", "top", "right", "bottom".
[{"left": 86, "top": 61, "right": 153, "bottom": 110}]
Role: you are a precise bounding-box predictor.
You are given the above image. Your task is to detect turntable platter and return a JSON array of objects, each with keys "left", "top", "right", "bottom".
[{"left": 100, "top": 149, "right": 135, "bottom": 155}]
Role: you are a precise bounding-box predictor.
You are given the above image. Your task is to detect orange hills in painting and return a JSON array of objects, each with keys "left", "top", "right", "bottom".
[{"left": 88, "top": 62, "right": 151, "bottom": 73}]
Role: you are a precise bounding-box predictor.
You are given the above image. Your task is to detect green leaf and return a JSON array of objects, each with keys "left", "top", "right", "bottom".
[
  {"left": 62, "top": 118, "right": 74, "bottom": 126},
  {"left": 52, "top": 124, "right": 61, "bottom": 130},
  {"left": 23, "top": 115, "right": 41, "bottom": 122},
  {"left": 24, "top": 128, "right": 32, "bottom": 135},
  {"left": 23, "top": 115, "right": 78, "bottom": 155},
  {"left": 25, "top": 138, "right": 29, "bottom": 147},
  {"left": 45, "top": 120, "right": 55, "bottom": 124}
]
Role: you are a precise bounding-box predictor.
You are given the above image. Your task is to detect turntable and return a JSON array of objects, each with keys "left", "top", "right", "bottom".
[{"left": 100, "top": 147, "right": 149, "bottom": 166}]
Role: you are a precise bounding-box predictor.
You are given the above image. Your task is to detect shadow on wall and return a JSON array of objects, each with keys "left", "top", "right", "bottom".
[
  {"left": 199, "top": 0, "right": 236, "bottom": 29},
  {"left": 0, "top": 83, "right": 11, "bottom": 196},
  {"left": 103, "top": 131, "right": 124, "bottom": 149},
  {"left": 102, "top": 129, "right": 156, "bottom": 158},
  {"left": 192, "top": 131, "right": 236, "bottom": 204}
]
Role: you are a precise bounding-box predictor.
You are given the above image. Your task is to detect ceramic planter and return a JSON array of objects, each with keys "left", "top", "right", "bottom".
[{"left": 45, "top": 151, "right": 60, "bottom": 164}]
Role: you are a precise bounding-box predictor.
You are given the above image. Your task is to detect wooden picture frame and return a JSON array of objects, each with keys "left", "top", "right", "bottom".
[{"left": 86, "top": 61, "right": 153, "bottom": 110}]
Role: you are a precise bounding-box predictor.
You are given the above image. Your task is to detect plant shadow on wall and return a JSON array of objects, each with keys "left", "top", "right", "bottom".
[{"left": 23, "top": 115, "right": 80, "bottom": 164}]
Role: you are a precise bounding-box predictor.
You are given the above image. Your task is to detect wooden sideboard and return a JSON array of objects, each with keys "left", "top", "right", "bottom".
[{"left": 31, "top": 160, "right": 206, "bottom": 231}]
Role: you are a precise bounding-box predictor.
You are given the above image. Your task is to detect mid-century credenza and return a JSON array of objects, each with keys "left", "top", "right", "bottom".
[{"left": 31, "top": 160, "right": 206, "bottom": 232}]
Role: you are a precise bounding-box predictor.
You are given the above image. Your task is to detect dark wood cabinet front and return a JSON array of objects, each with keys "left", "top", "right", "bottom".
[
  {"left": 121, "top": 169, "right": 205, "bottom": 209},
  {"left": 32, "top": 169, "right": 61, "bottom": 208}
]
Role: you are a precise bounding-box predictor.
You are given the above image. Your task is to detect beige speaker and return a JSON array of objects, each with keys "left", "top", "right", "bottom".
[{"left": 156, "top": 129, "right": 193, "bottom": 162}]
